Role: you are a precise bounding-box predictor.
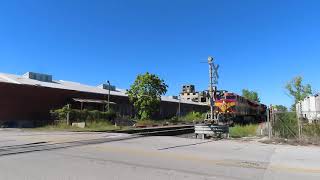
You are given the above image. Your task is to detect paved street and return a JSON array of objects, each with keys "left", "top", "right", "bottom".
[{"left": 0, "top": 129, "right": 319, "bottom": 180}]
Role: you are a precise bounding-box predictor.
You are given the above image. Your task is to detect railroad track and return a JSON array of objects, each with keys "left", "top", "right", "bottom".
[
  {"left": 123, "top": 124, "right": 194, "bottom": 135},
  {"left": 0, "top": 125, "right": 195, "bottom": 157},
  {"left": 0, "top": 135, "right": 139, "bottom": 157}
]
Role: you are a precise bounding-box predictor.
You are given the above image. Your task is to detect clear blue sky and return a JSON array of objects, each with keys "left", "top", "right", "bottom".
[{"left": 1, "top": 0, "right": 320, "bottom": 107}]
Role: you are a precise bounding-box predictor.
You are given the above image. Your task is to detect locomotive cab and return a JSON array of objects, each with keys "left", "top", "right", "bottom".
[{"left": 214, "top": 92, "right": 267, "bottom": 124}]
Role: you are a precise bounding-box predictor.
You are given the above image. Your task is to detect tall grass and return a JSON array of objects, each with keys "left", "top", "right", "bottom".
[
  {"left": 34, "top": 121, "right": 77, "bottom": 131},
  {"left": 84, "top": 120, "right": 120, "bottom": 131},
  {"left": 134, "top": 119, "right": 158, "bottom": 126},
  {"left": 229, "top": 124, "right": 258, "bottom": 138},
  {"left": 134, "top": 111, "right": 206, "bottom": 126},
  {"left": 179, "top": 111, "right": 206, "bottom": 122},
  {"left": 303, "top": 123, "right": 320, "bottom": 137}
]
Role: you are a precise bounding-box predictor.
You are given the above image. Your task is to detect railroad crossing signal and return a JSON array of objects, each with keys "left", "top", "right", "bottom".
[{"left": 208, "top": 56, "right": 219, "bottom": 122}]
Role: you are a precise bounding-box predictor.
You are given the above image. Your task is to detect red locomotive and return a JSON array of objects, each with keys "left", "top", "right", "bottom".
[{"left": 215, "top": 92, "right": 267, "bottom": 124}]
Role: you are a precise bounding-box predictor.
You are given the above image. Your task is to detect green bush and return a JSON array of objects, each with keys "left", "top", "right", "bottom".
[
  {"left": 50, "top": 106, "right": 117, "bottom": 123},
  {"left": 230, "top": 124, "right": 258, "bottom": 138},
  {"left": 50, "top": 106, "right": 70, "bottom": 120},
  {"left": 180, "top": 111, "right": 206, "bottom": 122},
  {"left": 169, "top": 116, "right": 179, "bottom": 123}
]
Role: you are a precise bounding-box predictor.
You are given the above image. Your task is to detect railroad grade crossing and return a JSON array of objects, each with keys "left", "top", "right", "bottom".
[
  {"left": 0, "top": 125, "right": 196, "bottom": 157},
  {"left": 1, "top": 130, "right": 319, "bottom": 180}
]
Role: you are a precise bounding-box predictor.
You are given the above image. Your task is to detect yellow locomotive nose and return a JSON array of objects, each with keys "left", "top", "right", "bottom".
[{"left": 215, "top": 101, "right": 236, "bottom": 113}]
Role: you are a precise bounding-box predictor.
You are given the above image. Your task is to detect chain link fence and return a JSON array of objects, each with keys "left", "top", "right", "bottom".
[
  {"left": 270, "top": 111, "right": 299, "bottom": 139},
  {"left": 268, "top": 109, "right": 320, "bottom": 144}
]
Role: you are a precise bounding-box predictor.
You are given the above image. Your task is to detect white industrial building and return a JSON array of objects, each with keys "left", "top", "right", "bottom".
[{"left": 296, "top": 94, "right": 320, "bottom": 123}]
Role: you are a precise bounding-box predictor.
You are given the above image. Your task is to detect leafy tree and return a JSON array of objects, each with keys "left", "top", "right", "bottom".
[
  {"left": 127, "top": 72, "right": 168, "bottom": 120},
  {"left": 285, "top": 76, "right": 312, "bottom": 111},
  {"left": 242, "top": 89, "right": 260, "bottom": 102},
  {"left": 273, "top": 105, "right": 288, "bottom": 112}
]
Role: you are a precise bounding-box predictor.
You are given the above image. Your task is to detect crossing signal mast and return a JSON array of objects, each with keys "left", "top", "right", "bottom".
[
  {"left": 194, "top": 56, "right": 229, "bottom": 139},
  {"left": 208, "top": 56, "right": 219, "bottom": 124}
]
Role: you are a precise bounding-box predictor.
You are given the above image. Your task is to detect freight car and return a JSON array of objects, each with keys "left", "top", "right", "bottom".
[{"left": 215, "top": 92, "right": 267, "bottom": 124}]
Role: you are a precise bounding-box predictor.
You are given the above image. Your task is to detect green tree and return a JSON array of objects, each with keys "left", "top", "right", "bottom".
[
  {"left": 285, "top": 76, "right": 312, "bottom": 111},
  {"left": 273, "top": 105, "right": 288, "bottom": 112},
  {"left": 127, "top": 72, "right": 168, "bottom": 120},
  {"left": 242, "top": 89, "right": 260, "bottom": 102}
]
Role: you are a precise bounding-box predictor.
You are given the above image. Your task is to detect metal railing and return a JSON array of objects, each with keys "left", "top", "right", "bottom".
[{"left": 194, "top": 124, "right": 229, "bottom": 139}]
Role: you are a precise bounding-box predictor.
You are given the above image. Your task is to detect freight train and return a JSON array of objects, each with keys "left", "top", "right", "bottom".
[{"left": 214, "top": 92, "right": 267, "bottom": 124}]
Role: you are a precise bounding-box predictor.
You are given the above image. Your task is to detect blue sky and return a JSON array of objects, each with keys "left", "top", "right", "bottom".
[{"left": 0, "top": 0, "right": 320, "bottom": 107}]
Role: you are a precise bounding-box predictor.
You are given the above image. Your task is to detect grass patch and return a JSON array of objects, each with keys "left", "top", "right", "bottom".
[
  {"left": 33, "top": 122, "right": 77, "bottom": 131},
  {"left": 33, "top": 120, "right": 128, "bottom": 132},
  {"left": 303, "top": 123, "right": 320, "bottom": 137},
  {"left": 134, "top": 112, "right": 206, "bottom": 126},
  {"left": 80, "top": 121, "right": 124, "bottom": 131},
  {"left": 179, "top": 111, "right": 206, "bottom": 122},
  {"left": 33, "top": 111, "right": 207, "bottom": 131},
  {"left": 301, "top": 123, "right": 320, "bottom": 143},
  {"left": 135, "top": 119, "right": 158, "bottom": 127},
  {"left": 229, "top": 124, "right": 258, "bottom": 138}
]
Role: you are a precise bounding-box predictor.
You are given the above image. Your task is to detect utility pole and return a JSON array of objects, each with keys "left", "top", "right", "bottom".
[
  {"left": 298, "top": 100, "right": 302, "bottom": 139},
  {"left": 66, "top": 104, "right": 70, "bottom": 126},
  {"left": 208, "top": 57, "right": 214, "bottom": 121},
  {"left": 178, "top": 95, "right": 181, "bottom": 120},
  {"left": 107, "top": 80, "right": 111, "bottom": 112},
  {"left": 267, "top": 105, "right": 272, "bottom": 139}
]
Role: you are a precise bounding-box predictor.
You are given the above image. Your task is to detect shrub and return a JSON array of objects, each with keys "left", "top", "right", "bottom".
[
  {"left": 169, "top": 116, "right": 179, "bottom": 123},
  {"left": 50, "top": 105, "right": 70, "bottom": 120},
  {"left": 302, "top": 123, "right": 320, "bottom": 138},
  {"left": 50, "top": 106, "right": 117, "bottom": 123},
  {"left": 180, "top": 111, "right": 206, "bottom": 122}
]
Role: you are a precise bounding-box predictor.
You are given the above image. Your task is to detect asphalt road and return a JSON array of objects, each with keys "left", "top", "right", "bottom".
[{"left": 0, "top": 129, "right": 319, "bottom": 180}]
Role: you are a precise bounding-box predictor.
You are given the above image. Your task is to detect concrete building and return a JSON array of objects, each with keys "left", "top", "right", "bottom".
[
  {"left": 296, "top": 94, "right": 320, "bottom": 123},
  {"left": 180, "top": 84, "right": 209, "bottom": 103},
  {"left": 0, "top": 72, "right": 209, "bottom": 127}
]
